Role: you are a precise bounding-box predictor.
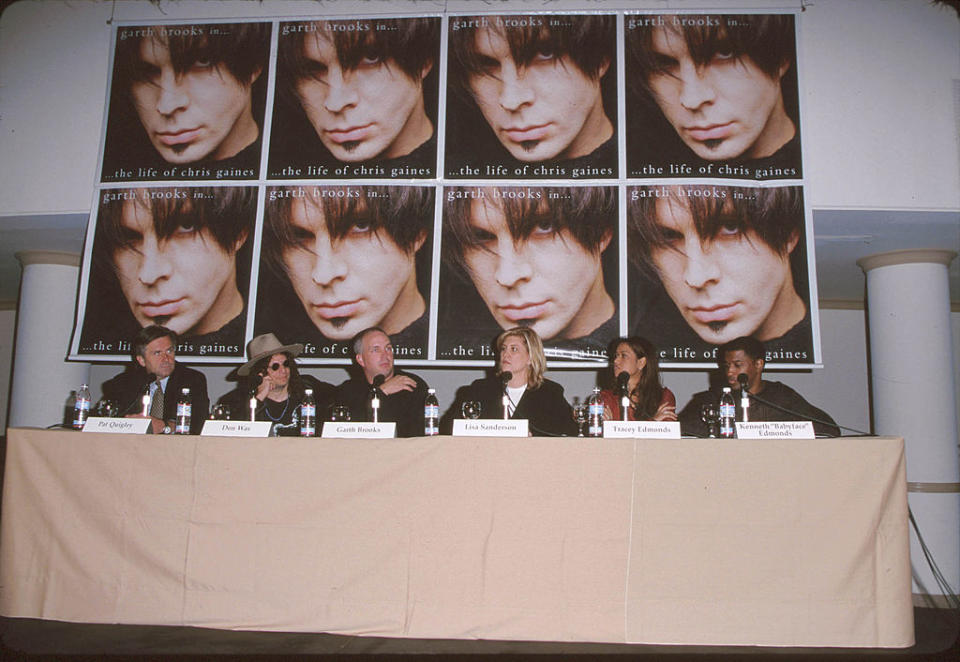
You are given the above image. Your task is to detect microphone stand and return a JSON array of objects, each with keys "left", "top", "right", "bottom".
[
  {"left": 616, "top": 373, "right": 630, "bottom": 422},
  {"left": 371, "top": 388, "right": 380, "bottom": 423}
]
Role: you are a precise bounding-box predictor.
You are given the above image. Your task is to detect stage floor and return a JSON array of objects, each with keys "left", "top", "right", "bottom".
[{"left": 1, "top": 607, "right": 957, "bottom": 659}]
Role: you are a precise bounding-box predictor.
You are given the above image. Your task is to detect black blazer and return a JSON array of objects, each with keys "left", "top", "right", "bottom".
[
  {"left": 101, "top": 363, "right": 210, "bottom": 434},
  {"left": 454, "top": 376, "right": 578, "bottom": 437}
]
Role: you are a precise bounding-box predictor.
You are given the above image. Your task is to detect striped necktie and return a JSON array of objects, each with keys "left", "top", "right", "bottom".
[{"left": 149, "top": 380, "right": 164, "bottom": 420}]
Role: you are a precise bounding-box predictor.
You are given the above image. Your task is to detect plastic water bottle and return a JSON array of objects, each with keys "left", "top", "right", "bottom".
[
  {"left": 175, "top": 387, "right": 192, "bottom": 434},
  {"left": 587, "top": 387, "right": 604, "bottom": 438},
  {"left": 300, "top": 388, "right": 316, "bottom": 437},
  {"left": 719, "top": 387, "right": 736, "bottom": 438},
  {"left": 72, "top": 384, "right": 91, "bottom": 430},
  {"left": 424, "top": 388, "right": 439, "bottom": 436}
]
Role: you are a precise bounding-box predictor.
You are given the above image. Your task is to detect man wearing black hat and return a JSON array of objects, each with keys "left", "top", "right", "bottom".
[{"left": 217, "top": 333, "right": 334, "bottom": 433}]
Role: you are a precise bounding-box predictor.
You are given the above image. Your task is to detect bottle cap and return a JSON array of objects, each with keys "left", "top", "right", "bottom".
[
  {"left": 305, "top": 388, "right": 313, "bottom": 395},
  {"left": 428, "top": 388, "right": 435, "bottom": 394},
  {"left": 181, "top": 387, "right": 190, "bottom": 394}
]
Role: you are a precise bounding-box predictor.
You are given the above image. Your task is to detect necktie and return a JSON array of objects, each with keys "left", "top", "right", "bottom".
[{"left": 150, "top": 380, "right": 164, "bottom": 420}]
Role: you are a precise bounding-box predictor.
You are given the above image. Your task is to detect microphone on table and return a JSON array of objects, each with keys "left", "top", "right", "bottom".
[
  {"left": 370, "top": 374, "right": 386, "bottom": 423},
  {"left": 499, "top": 371, "right": 512, "bottom": 420},
  {"left": 617, "top": 371, "right": 631, "bottom": 421},
  {"left": 737, "top": 374, "right": 751, "bottom": 422}
]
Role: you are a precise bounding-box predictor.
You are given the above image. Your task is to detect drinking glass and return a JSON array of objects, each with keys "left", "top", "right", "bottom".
[
  {"left": 330, "top": 404, "right": 351, "bottom": 422},
  {"left": 460, "top": 400, "right": 482, "bottom": 419},
  {"left": 573, "top": 402, "right": 588, "bottom": 437},
  {"left": 700, "top": 403, "right": 719, "bottom": 438},
  {"left": 210, "top": 403, "right": 231, "bottom": 420},
  {"left": 95, "top": 399, "right": 118, "bottom": 417}
]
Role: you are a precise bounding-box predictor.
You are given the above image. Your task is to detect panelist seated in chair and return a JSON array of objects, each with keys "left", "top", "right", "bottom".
[
  {"left": 334, "top": 327, "right": 429, "bottom": 437},
  {"left": 678, "top": 335, "right": 840, "bottom": 438},
  {"left": 598, "top": 336, "right": 676, "bottom": 422},
  {"left": 101, "top": 324, "right": 209, "bottom": 434},
  {"left": 217, "top": 333, "right": 334, "bottom": 433},
  {"left": 450, "top": 326, "right": 578, "bottom": 437}
]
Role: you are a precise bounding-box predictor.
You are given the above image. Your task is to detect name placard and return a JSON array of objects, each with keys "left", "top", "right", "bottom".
[
  {"left": 321, "top": 421, "right": 396, "bottom": 438},
  {"left": 453, "top": 419, "right": 529, "bottom": 437},
  {"left": 735, "top": 421, "right": 815, "bottom": 439},
  {"left": 201, "top": 420, "right": 272, "bottom": 437},
  {"left": 83, "top": 417, "right": 150, "bottom": 434},
  {"left": 603, "top": 420, "right": 681, "bottom": 439}
]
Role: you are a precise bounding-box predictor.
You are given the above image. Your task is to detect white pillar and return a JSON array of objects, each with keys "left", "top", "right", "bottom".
[
  {"left": 9, "top": 251, "right": 89, "bottom": 429},
  {"left": 858, "top": 249, "right": 959, "bottom": 606}
]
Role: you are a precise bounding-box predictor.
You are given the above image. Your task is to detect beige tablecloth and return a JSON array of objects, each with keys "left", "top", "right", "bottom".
[{"left": 0, "top": 428, "right": 913, "bottom": 647}]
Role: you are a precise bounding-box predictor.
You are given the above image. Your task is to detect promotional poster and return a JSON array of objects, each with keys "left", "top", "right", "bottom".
[{"left": 71, "top": 10, "right": 818, "bottom": 368}]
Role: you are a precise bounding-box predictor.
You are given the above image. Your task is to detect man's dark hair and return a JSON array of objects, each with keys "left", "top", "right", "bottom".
[
  {"left": 115, "top": 23, "right": 269, "bottom": 94},
  {"left": 720, "top": 336, "right": 766, "bottom": 363},
  {"left": 264, "top": 186, "right": 432, "bottom": 278},
  {"left": 449, "top": 14, "right": 614, "bottom": 97},
  {"left": 95, "top": 187, "right": 255, "bottom": 259},
  {"left": 627, "top": 185, "right": 802, "bottom": 281},
  {"left": 132, "top": 324, "right": 178, "bottom": 360},
  {"left": 625, "top": 14, "right": 794, "bottom": 101},
  {"left": 277, "top": 18, "right": 438, "bottom": 106},
  {"left": 443, "top": 186, "right": 616, "bottom": 275}
]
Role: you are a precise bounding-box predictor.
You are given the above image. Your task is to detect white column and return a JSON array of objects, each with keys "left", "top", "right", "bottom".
[
  {"left": 8, "top": 251, "right": 89, "bottom": 429},
  {"left": 858, "top": 249, "right": 959, "bottom": 606}
]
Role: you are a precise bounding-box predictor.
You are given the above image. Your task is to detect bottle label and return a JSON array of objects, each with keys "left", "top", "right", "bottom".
[
  {"left": 588, "top": 402, "right": 604, "bottom": 417},
  {"left": 425, "top": 404, "right": 439, "bottom": 418},
  {"left": 301, "top": 403, "right": 316, "bottom": 436},
  {"left": 177, "top": 403, "right": 191, "bottom": 417},
  {"left": 719, "top": 402, "right": 735, "bottom": 418},
  {"left": 73, "top": 398, "right": 91, "bottom": 428},
  {"left": 588, "top": 422, "right": 603, "bottom": 437},
  {"left": 425, "top": 421, "right": 439, "bottom": 436}
]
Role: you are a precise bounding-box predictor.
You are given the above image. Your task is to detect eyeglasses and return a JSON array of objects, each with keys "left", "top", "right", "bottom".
[{"left": 269, "top": 360, "right": 290, "bottom": 371}]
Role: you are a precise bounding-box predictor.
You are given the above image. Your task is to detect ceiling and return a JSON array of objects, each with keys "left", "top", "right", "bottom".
[{"left": 1, "top": 208, "right": 957, "bottom": 312}]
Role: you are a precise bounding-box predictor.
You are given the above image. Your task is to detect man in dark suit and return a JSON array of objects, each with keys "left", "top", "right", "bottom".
[
  {"left": 678, "top": 336, "right": 839, "bottom": 438},
  {"left": 101, "top": 325, "right": 209, "bottom": 434},
  {"left": 334, "top": 327, "right": 429, "bottom": 437}
]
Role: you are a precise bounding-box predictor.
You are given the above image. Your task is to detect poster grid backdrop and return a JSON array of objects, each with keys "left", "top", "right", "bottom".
[{"left": 68, "top": 10, "right": 820, "bottom": 369}]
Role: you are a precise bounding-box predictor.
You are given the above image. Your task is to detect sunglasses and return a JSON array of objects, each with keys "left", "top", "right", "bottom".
[{"left": 268, "top": 360, "right": 290, "bottom": 371}]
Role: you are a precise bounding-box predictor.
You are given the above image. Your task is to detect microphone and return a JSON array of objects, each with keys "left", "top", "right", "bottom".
[
  {"left": 617, "top": 371, "right": 631, "bottom": 421},
  {"left": 499, "top": 372, "right": 512, "bottom": 420},
  {"left": 370, "top": 374, "right": 385, "bottom": 423},
  {"left": 737, "top": 374, "right": 750, "bottom": 422}
]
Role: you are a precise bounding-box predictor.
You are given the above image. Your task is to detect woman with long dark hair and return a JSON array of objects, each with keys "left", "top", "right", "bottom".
[{"left": 599, "top": 336, "right": 676, "bottom": 421}]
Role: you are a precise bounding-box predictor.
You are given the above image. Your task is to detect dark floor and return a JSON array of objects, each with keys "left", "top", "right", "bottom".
[{"left": 0, "top": 607, "right": 957, "bottom": 661}]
